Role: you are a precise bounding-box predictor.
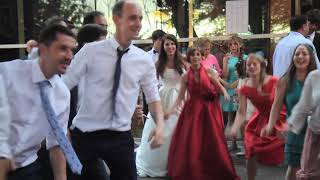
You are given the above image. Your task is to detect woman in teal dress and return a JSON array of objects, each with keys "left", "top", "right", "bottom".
[
  {"left": 222, "top": 35, "right": 246, "bottom": 150},
  {"left": 261, "top": 44, "right": 318, "bottom": 180}
]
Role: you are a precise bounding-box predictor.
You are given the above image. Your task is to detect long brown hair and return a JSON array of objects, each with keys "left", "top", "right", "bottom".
[
  {"left": 281, "top": 44, "right": 317, "bottom": 91},
  {"left": 228, "top": 35, "right": 245, "bottom": 62},
  {"left": 156, "top": 34, "right": 184, "bottom": 78}
]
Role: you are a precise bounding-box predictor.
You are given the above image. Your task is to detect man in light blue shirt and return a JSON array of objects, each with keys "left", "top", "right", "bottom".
[
  {"left": 273, "top": 15, "right": 320, "bottom": 77},
  {"left": 0, "top": 25, "right": 77, "bottom": 180},
  {"left": 0, "top": 75, "right": 11, "bottom": 180}
]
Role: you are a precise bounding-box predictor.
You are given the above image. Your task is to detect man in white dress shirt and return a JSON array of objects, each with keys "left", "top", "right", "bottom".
[
  {"left": 272, "top": 15, "right": 320, "bottom": 77},
  {"left": 63, "top": 1, "right": 164, "bottom": 180},
  {"left": 0, "top": 75, "right": 11, "bottom": 180},
  {"left": 147, "top": 29, "right": 166, "bottom": 63},
  {"left": 0, "top": 25, "right": 77, "bottom": 180}
]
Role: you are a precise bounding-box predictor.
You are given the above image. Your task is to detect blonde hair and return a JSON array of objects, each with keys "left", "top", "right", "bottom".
[{"left": 247, "top": 53, "right": 267, "bottom": 85}]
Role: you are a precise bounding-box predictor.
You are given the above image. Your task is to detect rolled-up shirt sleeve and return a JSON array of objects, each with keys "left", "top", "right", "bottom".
[
  {"left": 62, "top": 44, "right": 89, "bottom": 90},
  {"left": 0, "top": 75, "right": 11, "bottom": 158},
  {"left": 288, "top": 70, "right": 316, "bottom": 134},
  {"left": 140, "top": 56, "right": 160, "bottom": 104}
]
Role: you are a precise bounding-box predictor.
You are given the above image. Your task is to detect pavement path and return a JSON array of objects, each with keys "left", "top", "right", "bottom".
[{"left": 136, "top": 140, "right": 287, "bottom": 180}]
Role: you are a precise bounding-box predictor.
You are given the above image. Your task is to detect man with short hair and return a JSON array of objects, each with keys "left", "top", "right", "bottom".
[
  {"left": 83, "top": 11, "right": 107, "bottom": 28},
  {"left": 63, "top": 1, "right": 165, "bottom": 179},
  {"left": 25, "top": 16, "right": 69, "bottom": 60},
  {"left": 44, "top": 16, "right": 68, "bottom": 27},
  {"left": 307, "top": 9, "right": 320, "bottom": 60},
  {"left": 272, "top": 15, "right": 320, "bottom": 77},
  {"left": 147, "top": 29, "right": 166, "bottom": 63},
  {"left": 0, "top": 25, "right": 78, "bottom": 180}
]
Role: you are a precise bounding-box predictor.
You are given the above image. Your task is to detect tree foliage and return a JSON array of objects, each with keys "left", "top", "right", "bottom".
[
  {"left": 32, "top": 0, "right": 91, "bottom": 36},
  {"left": 156, "top": 0, "right": 226, "bottom": 37}
]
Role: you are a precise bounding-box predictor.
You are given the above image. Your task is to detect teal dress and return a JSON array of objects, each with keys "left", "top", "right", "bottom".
[
  {"left": 222, "top": 56, "right": 245, "bottom": 112},
  {"left": 285, "top": 79, "right": 307, "bottom": 167}
]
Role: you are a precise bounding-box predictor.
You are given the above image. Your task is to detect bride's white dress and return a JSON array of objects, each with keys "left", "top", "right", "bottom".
[{"left": 136, "top": 68, "right": 181, "bottom": 177}]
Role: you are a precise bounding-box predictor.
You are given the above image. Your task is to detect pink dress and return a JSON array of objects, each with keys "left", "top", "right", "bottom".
[{"left": 201, "top": 54, "right": 222, "bottom": 76}]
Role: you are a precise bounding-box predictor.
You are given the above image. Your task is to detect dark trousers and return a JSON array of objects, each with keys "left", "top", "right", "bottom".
[
  {"left": 71, "top": 128, "right": 137, "bottom": 180},
  {"left": 8, "top": 161, "right": 43, "bottom": 180},
  {"left": 37, "top": 142, "right": 110, "bottom": 180},
  {"left": 67, "top": 158, "right": 110, "bottom": 180}
]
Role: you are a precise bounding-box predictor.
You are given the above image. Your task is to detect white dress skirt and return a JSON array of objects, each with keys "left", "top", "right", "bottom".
[{"left": 136, "top": 69, "right": 181, "bottom": 177}]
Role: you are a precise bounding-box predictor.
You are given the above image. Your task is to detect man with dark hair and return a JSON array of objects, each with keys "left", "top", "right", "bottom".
[
  {"left": 147, "top": 29, "right": 166, "bottom": 63},
  {"left": 76, "top": 24, "right": 107, "bottom": 52},
  {"left": 44, "top": 16, "right": 68, "bottom": 27},
  {"left": 272, "top": 15, "right": 320, "bottom": 77},
  {"left": 63, "top": 0, "right": 164, "bottom": 180},
  {"left": 83, "top": 11, "right": 107, "bottom": 28},
  {"left": 0, "top": 25, "right": 78, "bottom": 180},
  {"left": 307, "top": 9, "right": 320, "bottom": 60},
  {"left": 25, "top": 16, "right": 68, "bottom": 60}
]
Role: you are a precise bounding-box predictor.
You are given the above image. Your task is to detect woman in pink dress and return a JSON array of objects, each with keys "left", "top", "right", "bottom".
[
  {"left": 198, "top": 37, "right": 222, "bottom": 75},
  {"left": 166, "top": 46, "right": 239, "bottom": 180}
]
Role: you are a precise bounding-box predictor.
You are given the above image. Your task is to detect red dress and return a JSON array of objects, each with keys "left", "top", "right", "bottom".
[
  {"left": 168, "top": 65, "right": 239, "bottom": 180},
  {"left": 239, "top": 76, "right": 286, "bottom": 165}
]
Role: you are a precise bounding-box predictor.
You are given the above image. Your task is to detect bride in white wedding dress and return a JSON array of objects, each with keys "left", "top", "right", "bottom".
[{"left": 136, "top": 34, "right": 186, "bottom": 177}]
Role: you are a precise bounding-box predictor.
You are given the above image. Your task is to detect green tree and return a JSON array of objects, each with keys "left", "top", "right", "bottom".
[
  {"left": 32, "top": 0, "right": 91, "bottom": 37},
  {"left": 157, "top": 0, "right": 226, "bottom": 37}
]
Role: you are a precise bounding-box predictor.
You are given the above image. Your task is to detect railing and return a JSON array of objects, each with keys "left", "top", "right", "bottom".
[{"left": 0, "top": 33, "right": 288, "bottom": 49}]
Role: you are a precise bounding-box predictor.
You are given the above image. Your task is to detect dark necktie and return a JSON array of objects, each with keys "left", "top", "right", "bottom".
[
  {"left": 39, "top": 81, "right": 82, "bottom": 174},
  {"left": 112, "top": 47, "right": 129, "bottom": 114}
]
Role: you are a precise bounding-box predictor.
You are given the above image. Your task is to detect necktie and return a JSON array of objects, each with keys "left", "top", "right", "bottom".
[
  {"left": 39, "top": 81, "right": 82, "bottom": 175},
  {"left": 112, "top": 47, "right": 129, "bottom": 114}
]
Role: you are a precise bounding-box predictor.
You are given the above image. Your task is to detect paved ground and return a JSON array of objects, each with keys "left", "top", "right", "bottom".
[{"left": 136, "top": 140, "right": 287, "bottom": 180}]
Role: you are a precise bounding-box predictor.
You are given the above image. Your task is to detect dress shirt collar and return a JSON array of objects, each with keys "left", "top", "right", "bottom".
[
  {"left": 110, "top": 36, "right": 133, "bottom": 51},
  {"left": 31, "top": 59, "right": 60, "bottom": 87},
  {"left": 289, "top": 31, "right": 306, "bottom": 38}
]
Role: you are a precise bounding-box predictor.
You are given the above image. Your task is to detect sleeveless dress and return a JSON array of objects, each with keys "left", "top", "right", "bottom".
[
  {"left": 136, "top": 69, "right": 181, "bottom": 177},
  {"left": 239, "top": 76, "right": 287, "bottom": 165},
  {"left": 222, "top": 55, "right": 247, "bottom": 112},
  {"left": 285, "top": 79, "right": 306, "bottom": 167},
  {"left": 168, "top": 65, "right": 240, "bottom": 180}
]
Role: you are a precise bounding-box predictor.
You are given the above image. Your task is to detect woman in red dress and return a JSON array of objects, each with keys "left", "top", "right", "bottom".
[
  {"left": 165, "top": 47, "right": 240, "bottom": 180},
  {"left": 230, "top": 53, "right": 286, "bottom": 180}
]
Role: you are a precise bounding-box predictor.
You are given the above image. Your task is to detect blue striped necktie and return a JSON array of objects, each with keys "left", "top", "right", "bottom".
[{"left": 39, "top": 81, "right": 82, "bottom": 175}]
